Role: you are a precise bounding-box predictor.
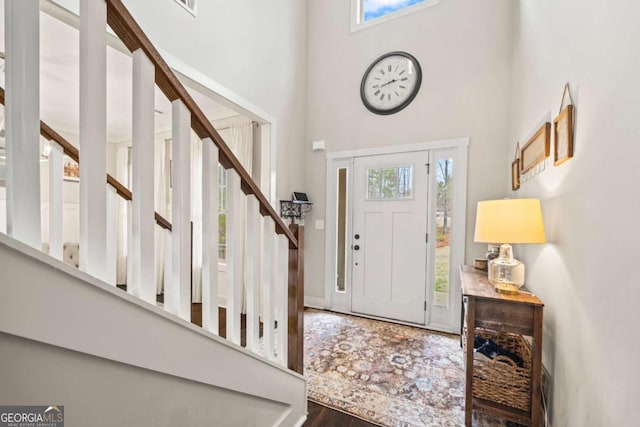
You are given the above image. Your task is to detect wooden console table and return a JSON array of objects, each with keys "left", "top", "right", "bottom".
[{"left": 460, "top": 265, "right": 543, "bottom": 426}]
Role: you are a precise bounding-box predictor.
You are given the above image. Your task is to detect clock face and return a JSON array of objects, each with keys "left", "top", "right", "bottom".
[{"left": 360, "top": 52, "right": 422, "bottom": 115}]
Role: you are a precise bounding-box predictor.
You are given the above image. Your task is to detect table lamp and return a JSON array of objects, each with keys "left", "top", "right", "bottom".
[{"left": 474, "top": 199, "right": 546, "bottom": 294}]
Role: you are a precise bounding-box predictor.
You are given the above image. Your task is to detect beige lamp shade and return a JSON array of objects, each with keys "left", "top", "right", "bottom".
[{"left": 474, "top": 198, "right": 546, "bottom": 244}]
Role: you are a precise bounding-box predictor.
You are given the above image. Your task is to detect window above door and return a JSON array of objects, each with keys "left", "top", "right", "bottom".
[
  {"left": 174, "top": 0, "right": 197, "bottom": 16},
  {"left": 351, "top": 0, "right": 440, "bottom": 33}
]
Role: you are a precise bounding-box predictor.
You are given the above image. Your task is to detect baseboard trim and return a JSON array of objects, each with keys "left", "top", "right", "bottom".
[{"left": 304, "top": 296, "right": 326, "bottom": 310}]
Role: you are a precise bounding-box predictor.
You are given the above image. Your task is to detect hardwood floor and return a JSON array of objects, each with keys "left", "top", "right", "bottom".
[{"left": 303, "top": 401, "right": 378, "bottom": 427}]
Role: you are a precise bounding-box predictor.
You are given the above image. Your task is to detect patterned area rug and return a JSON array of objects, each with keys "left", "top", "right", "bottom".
[{"left": 304, "top": 309, "right": 515, "bottom": 427}]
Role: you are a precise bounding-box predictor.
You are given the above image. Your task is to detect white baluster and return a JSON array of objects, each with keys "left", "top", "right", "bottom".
[
  {"left": 130, "top": 48, "right": 156, "bottom": 303},
  {"left": 276, "top": 234, "right": 289, "bottom": 367},
  {"left": 4, "top": 0, "right": 41, "bottom": 249},
  {"left": 48, "top": 142, "right": 64, "bottom": 260},
  {"left": 201, "top": 138, "right": 219, "bottom": 334},
  {"left": 262, "top": 217, "right": 275, "bottom": 360},
  {"left": 269, "top": 227, "right": 281, "bottom": 363},
  {"left": 245, "top": 195, "right": 261, "bottom": 352},
  {"left": 127, "top": 200, "right": 133, "bottom": 287},
  {"left": 105, "top": 186, "right": 118, "bottom": 285},
  {"left": 79, "top": 0, "right": 108, "bottom": 281},
  {"left": 163, "top": 228, "right": 172, "bottom": 308},
  {"left": 226, "top": 169, "right": 242, "bottom": 345},
  {"left": 167, "top": 100, "right": 191, "bottom": 321}
]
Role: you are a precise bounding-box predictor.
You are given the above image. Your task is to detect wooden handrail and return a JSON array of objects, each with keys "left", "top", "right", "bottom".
[
  {"left": 0, "top": 86, "right": 172, "bottom": 231},
  {"left": 104, "top": 0, "right": 297, "bottom": 247}
]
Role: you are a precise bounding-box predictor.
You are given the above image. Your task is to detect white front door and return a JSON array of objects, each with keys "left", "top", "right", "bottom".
[{"left": 351, "top": 151, "right": 430, "bottom": 325}]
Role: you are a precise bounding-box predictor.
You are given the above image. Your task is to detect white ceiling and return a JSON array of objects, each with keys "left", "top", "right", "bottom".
[{"left": 1, "top": 9, "right": 235, "bottom": 143}]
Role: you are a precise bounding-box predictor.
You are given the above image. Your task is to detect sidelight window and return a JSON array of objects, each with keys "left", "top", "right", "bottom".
[{"left": 433, "top": 158, "right": 452, "bottom": 308}]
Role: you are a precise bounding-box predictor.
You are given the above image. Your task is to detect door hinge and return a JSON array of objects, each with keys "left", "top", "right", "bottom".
[
  {"left": 424, "top": 301, "right": 427, "bottom": 311},
  {"left": 426, "top": 163, "right": 430, "bottom": 174},
  {"left": 426, "top": 233, "right": 429, "bottom": 243}
]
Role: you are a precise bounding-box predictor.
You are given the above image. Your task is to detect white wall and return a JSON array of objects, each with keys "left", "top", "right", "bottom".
[
  {"left": 304, "top": 0, "right": 514, "bottom": 301},
  {"left": 115, "top": 0, "right": 308, "bottom": 204},
  {"left": 507, "top": 1, "right": 640, "bottom": 425}
]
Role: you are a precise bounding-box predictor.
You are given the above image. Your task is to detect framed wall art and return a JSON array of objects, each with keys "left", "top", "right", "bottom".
[
  {"left": 521, "top": 122, "right": 550, "bottom": 175},
  {"left": 554, "top": 83, "right": 575, "bottom": 166},
  {"left": 511, "top": 160, "right": 520, "bottom": 191},
  {"left": 63, "top": 157, "right": 80, "bottom": 182},
  {"left": 511, "top": 142, "right": 520, "bottom": 191}
]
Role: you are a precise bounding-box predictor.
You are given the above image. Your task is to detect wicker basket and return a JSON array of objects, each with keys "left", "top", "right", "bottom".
[{"left": 464, "top": 328, "right": 532, "bottom": 412}]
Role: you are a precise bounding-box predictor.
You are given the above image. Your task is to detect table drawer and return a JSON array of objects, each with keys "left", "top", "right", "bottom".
[{"left": 474, "top": 298, "right": 535, "bottom": 336}]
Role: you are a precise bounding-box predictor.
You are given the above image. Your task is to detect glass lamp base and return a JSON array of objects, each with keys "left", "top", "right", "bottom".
[
  {"left": 493, "top": 281, "right": 521, "bottom": 295},
  {"left": 488, "top": 244, "right": 525, "bottom": 294}
]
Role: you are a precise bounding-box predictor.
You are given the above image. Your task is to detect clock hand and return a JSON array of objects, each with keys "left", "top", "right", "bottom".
[{"left": 379, "top": 78, "right": 398, "bottom": 88}]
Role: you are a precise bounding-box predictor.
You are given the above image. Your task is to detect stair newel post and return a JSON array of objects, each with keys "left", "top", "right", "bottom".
[
  {"left": 167, "top": 99, "right": 191, "bottom": 321},
  {"left": 288, "top": 224, "right": 304, "bottom": 374},
  {"left": 262, "top": 217, "right": 275, "bottom": 358},
  {"left": 4, "top": 0, "right": 41, "bottom": 250},
  {"left": 276, "top": 234, "right": 289, "bottom": 367},
  {"left": 79, "top": 0, "right": 108, "bottom": 281},
  {"left": 130, "top": 48, "right": 156, "bottom": 302},
  {"left": 225, "top": 169, "right": 243, "bottom": 345},
  {"left": 245, "top": 194, "right": 261, "bottom": 352},
  {"left": 48, "top": 142, "right": 65, "bottom": 260},
  {"left": 201, "top": 138, "right": 219, "bottom": 335}
]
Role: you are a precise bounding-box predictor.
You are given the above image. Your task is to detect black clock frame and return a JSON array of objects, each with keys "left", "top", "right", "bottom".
[{"left": 360, "top": 51, "right": 422, "bottom": 116}]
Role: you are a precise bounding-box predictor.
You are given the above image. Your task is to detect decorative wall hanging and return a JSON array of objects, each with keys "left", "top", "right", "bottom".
[
  {"left": 554, "top": 83, "right": 575, "bottom": 166},
  {"left": 520, "top": 122, "right": 550, "bottom": 183},
  {"left": 511, "top": 142, "right": 521, "bottom": 191},
  {"left": 63, "top": 157, "right": 80, "bottom": 182}
]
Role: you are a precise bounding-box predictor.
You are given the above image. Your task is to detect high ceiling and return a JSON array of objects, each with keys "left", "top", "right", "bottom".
[{"left": 0, "top": 8, "right": 233, "bottom": 143}]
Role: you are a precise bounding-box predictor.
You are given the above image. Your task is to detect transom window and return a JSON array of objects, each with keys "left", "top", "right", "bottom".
[
  {"left": 174, "top": 0, "right": 197, "bottom": 16},
  {"left": 351, "top": 0, "right": 440, "bottom": 32}
]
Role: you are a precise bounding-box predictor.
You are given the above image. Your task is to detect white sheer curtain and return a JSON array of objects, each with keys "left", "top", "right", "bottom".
[
  {"left": 229, "top": 123, "right": 253, "bottom": 311},
  {"left": 115, "top": 146, "right": 129, "bottom": 284},
  {"left": 192, "top": 121, "right": 253, "bottom": 304},
  {"left": 230, "top": 123, "right": 253, "bottom": 174}
]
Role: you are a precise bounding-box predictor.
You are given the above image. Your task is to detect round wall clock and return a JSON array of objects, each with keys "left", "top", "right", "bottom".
[{"left": 360, "top": 51, "right": 422, "bottom": 115}]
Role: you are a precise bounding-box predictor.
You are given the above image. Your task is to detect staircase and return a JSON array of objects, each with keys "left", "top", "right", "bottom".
[{"left": 0, "top": 1, "right": 306, "bottom": 425}]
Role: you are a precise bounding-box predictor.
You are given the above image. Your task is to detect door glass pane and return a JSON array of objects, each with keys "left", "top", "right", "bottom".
[
  {"left": 336, "top": 168, "right": 348, "bottom": 292},
  {"left": 366, "top": 165, "right": 413, "bottom": 200},
  {"left": 434, "top": 158, "right": 452, "bottom": 308},
  {"left": 397, "top": 166, "right": 412, "bottom": 198},
  {"left": 366, "top": 168, "right": 381, "bottom": 199}
]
